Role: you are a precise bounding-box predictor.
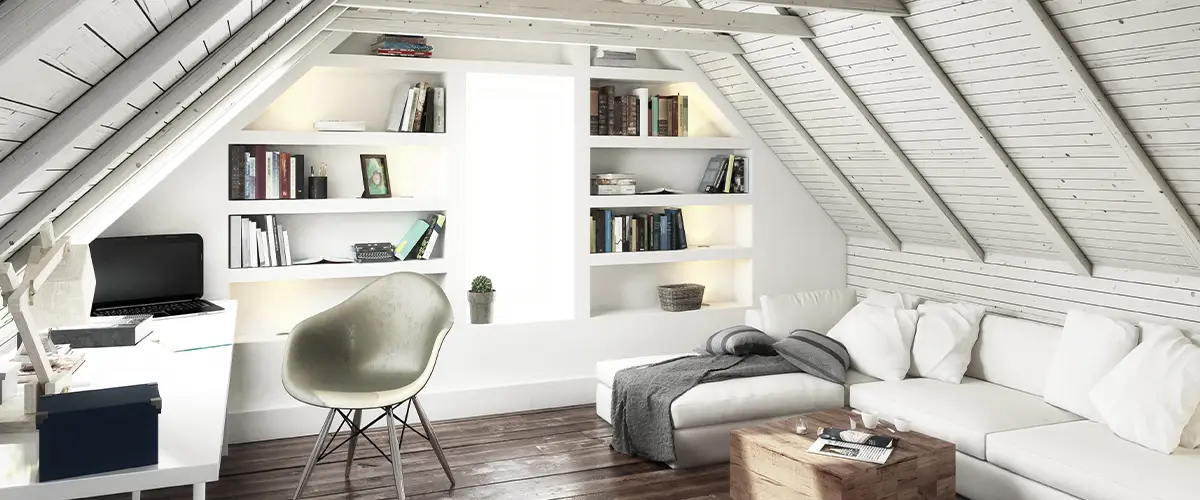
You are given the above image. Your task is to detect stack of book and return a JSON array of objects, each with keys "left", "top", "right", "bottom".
[
  {"left": 371, "top": 34, "right": 433, "bottom": 58},
  {"left": 386, "top": 82, "right": 446, "bottom": 133},
  {"left": 590, "top": 208, "right": 687, "bottom": 253},
  {"left": 698, "top": 154, "right": 749, "bottom": 194},
  {"left": 394, "top": 214, "right": 446, "bottom": 261},
  {"left": 591, "top": 86, "right": 688, "bottom": 136},
  {"left": 229, "top": 215, "right": 293, "bottom": 269},
  {"left": 228, "top": 145, "right": 306, "bottom": 201},
  {"left": 592, "top": 47, "right": 636, "bottom": 68}
]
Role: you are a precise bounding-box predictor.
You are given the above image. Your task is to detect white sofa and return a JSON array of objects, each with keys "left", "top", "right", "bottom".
[{"left": 594, "top": 307, "right": 1200, "bottom": 499}]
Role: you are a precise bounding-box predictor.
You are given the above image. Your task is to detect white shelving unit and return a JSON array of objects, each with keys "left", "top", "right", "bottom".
[
  {"left": 228, "top": 259, "right": 448, "bottom": 283},
  {"left": 590, "top": 301, "right": 747, "bottom": 319},
  {"left": 589, "top": 246, "right": 751, "bottom": 266},
  {"left": 589, "top": 136, "right": 748, "bottom": 149},
  {"left": 231, "top": 130, "right": 446, "bottom": 147},
  {"left": 589, "top": 193, "right": 750, "bottom": 208}
]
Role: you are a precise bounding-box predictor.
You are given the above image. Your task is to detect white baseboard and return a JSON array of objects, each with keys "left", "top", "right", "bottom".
[{"left": 225, "top": 376, "right": 596, "bottom": 444}]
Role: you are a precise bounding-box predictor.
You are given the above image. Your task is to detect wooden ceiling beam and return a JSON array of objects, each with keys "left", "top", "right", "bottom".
[
  {"left": 885, "top": 18, "right": 1092, "bottom": 275},
  {"left": 1010, "top": 0, "right": 1200, "bottom": 268},
  {"left": 329, "top": 10, "right": 744, "bottom": 53},
  {"left": 338, "top": 0, "right": 814, "bottom": 37},
  {"left": 57, "top": 13, "right": 349, "bottom": 244},
  {"left": 0, "top": 0, "right": 94, "bottom": 69},
  {"left": 0, "top": 0, "right": 245, "bottom": 228},
  {"left": 732, "top": 0, "right": 907, "bottom": 17}
]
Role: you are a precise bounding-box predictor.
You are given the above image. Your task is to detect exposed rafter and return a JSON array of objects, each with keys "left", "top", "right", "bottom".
[
  {"left": 0, "top": 0, "right": 245, "bottom": 216},
  {"left": 0, "top": 0, "right": 94, "bottom": 69},
  {"left": 329, "top": 9, "right": 744, "bottom": 53},
  {"left": 59, "top": 12, "right": 350, "bottom": 244},
  {"left": 777, "top": 12, "right": 985, "bottom": 261},
  {"left": 339, "top": 0, "right": 814, "bottom": 37},
  {"left": 1008, "top": 0, "right": 1200, "bottom": 268},
  {"left": 885, "top": 18, "right": 1092, "bottom": 276},
  {"left": 0, "top": 0, "right": 331, "bottom": 261},
  {"left": 734, "top": 0, "right": 906, "bottom": 17}
]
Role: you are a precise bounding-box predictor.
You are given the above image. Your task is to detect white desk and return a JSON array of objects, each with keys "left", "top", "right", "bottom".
[{"left": 0, "top": 301, "right": 237, "bottom": 500}]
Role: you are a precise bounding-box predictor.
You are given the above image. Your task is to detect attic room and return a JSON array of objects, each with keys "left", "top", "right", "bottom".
[{"left": 0, "top": 0, "right": 1198, "bottom": 499}]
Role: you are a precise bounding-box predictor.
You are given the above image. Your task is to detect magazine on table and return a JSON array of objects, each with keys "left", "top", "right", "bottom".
[
  {"left": 808, "top": 438, "right": 893, "bottom": 465},
  {"left": 819, "top": 427, "right": 897, "bottom": 448}
]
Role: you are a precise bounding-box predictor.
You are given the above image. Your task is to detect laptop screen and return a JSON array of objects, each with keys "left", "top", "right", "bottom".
[{"left": 90, "top": 234, "right": 205, "bottom": 309}]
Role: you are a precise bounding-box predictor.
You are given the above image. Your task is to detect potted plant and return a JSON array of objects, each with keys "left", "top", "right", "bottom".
[{"left": 468, "top": 275, "right": 494, "bottom": 324}]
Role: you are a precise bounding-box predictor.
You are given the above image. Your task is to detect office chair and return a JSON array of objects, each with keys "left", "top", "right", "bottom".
[{"left": 283, "top": 272, "right": 455, "bottom": 500}]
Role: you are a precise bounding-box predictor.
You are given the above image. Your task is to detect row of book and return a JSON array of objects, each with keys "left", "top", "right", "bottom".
[
  {"left": 591, "top": 208, "right": 688, "bottom": 253},
  {"left": 590, "top": 86, "right": 690, "bottom": 137},
  {"left": 386, "top": 82, "right": 446, "bottom": 133},
  {"left": 371, "top": 34, "right": 433, "bottom": 59},
  {"left": 395, "top": 214, "right": 446, "bottom": 261},
  {"left": 229, "top": 215, "right": 293, "bottom": 268},
  {"left": 699, "top": 155, "right": 749, "bottom": 194},
  {"left": 228, "top": 145, "right": 308, "bottom": 201}
]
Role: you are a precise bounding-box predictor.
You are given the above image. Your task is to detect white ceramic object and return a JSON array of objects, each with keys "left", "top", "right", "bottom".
[
  {"left": 861, "top": 412, "right": 880, "bottom": 429},
  {"left": 894, "top": 418, "right": 912, "bottom": 432}
]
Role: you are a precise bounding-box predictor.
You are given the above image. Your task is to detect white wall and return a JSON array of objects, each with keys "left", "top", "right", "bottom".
[{"left": 104, "top": 47, "right": 845, "bottom": 443}]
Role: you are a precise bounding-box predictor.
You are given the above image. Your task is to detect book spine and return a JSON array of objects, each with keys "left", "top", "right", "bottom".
[
  {"left": 229, "top": 216, "right": 242, "bottom": 268},
  {"left": 605, "top": 86, "right": 617, "bottom": 136},
  {"left": 270, "top": 152, "right": 279, "bottom": 199},
  {"left": 386, "top": 85, "right": 408, "bottom": 132},
  {"left": 254, "top": 146, "right": 266, "bottom": 200},
  {"left": 433, "top": 87, "right": 446, "bottom": 133},
  {"left": 411, "top": 82, "right": 428, "bottom": 132},
  {"left": 661, "top": 214, "right": 673, "bottom": 251},
  {"left": 724, "top": 154, "right": 735, "bottom": 193},
  {"left": 289, "top": 156, "right": 297, "bottom": 199},
  {"left": 280, "top": 152, "right": 291, "bottom": 199},
  {"left": 590, "top": 89, "right": 599, "bottom": 135},
  {"left": 668, "top": 96, "right": 678, "bottom": 137},
  {"left": 670, "top": 208, "right": 687, "bottom": 249},
  {"left": 295, "top": 155, "right": 307, "bottom": 199},
  {"left": 228, "top": 146, "right": 244, "bottom": 200},
  {"left": 597, "top": 88, "right": 609, "bottom": 136},
  {"left": 680, "top": 95, "right": 689, "bottom": 137},
  {"left": 243, "top": 153, "right": 254, "bottom": 199},
  {"left": 649, "top": 97, "right": 657, "bottom": 137},
  {"left": 401, "top": 87, "right": 417, "bottom": 132},
  {"left": 635, "top": 88, "right": 649, "bottom": 137},
  {"left": 613, "top": 96, "right": 623, "bottom": 136},
  {"left": 626, "top": 98, "right": 637, "bottom": 136},
  {"left": 657, "top": 96, "right": 668, "bottom": 136},
  {"left": 603, "top": 209, "right": 613, "bottom": 252},
  {"left": 422, "top": 86, "right": 436, "bottom": 132}
]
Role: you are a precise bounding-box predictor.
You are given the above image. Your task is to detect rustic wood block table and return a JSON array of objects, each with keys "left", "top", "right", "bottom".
[{"left": 730, "top": 408, "right": 955, "bottom": 500}]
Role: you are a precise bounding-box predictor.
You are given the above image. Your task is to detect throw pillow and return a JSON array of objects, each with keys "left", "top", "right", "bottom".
[
  {"left": 1169, "top": 324, "right": 1200, "bottom": 449},
  {"left": 1089, "top": 326, "right": 1200, "bottom": 454},
  {"left": 773, "top": 329, "right": 850, "bottom": 384},
  {"left": 1043, "top": 310, "right": 1138, "bottom": 422},
  {"left": 759, "top": 288, "right": 857, "bottom": 340},
  {"left": 909, "top": 301, "right": 987, "bottom": 383},
  {"left": 864, "top": 289, "right": 920, "bottom": 310},
  {"left": 827, "top": 302, "right": 918, "bottom": 381},
  {"left": 698, "top": 325, "right": 777, "bottom": 356}
]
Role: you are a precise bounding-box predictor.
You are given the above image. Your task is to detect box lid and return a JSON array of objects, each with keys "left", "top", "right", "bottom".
[{"left": 37, "top": 383, "right": 161, "bottom": 421}]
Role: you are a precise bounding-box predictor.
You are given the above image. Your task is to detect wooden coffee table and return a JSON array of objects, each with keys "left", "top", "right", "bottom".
[{"left": 730, "top": 408, "right": 955, "bottom": 499}]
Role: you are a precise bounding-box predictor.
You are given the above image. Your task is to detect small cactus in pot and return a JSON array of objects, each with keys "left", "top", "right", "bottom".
[{"left": 468, "top": 275, "right": 494, "bottom": 324}]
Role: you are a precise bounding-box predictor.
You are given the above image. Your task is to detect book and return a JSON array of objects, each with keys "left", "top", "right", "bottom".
[
  {"left": 394, "top": 219, "right": 432, "bottom": 260},
  {"left": 228, "top": 146, "right": 245, "bottom": 200},
  {"left": 680, "top": 95, "right": 689, "bottom": 137},
  {"left": 229, "top": 216, "right": 242, "bottom": 269},
  {"left": 49, "top": 315, "right": 154, "bottom": 348},
  {"left": 724, "top": 154, "right": 735, "bottom": 193},
  {"left": 590, "top": 89, "right": 600, "bottom": 135},
  {"left": 242, "top": 219, "right": 256, "bottom": 268},
  {"left": 420, "top": 214, "right": 446, "bottom": 260},
  {"left": 280, "top": 152, "right": 291, "bottom": 199},
  {"left": 386, "top": 84, "right": 410, "bottom": 132},
  {"left": 433, "top": 87, "right": 446, "bottom": 133},
  {"left": 253, "top": 145, "right": 266, "bottom": 199},
  {"left": 699, "top": 155, "right": 725, "bottom": 193},
  {"left": 635, "top": 88, "right": 650, "bottom": 137},
  {"left": 400, "top": 87, "right": 418, "bottom": 132},
  {"left": 421, "top": 85, "right": 436, "bottom": 132},
  {"left": 666, "top": 208, "right": 687, "bottom": 250},
  {"left": 410, "top": 82, "right": 428, "bottom": 132}
]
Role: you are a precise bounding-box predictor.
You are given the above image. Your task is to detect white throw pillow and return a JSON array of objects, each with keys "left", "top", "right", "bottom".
[
  {"left": 758, "top": 288, "right": 857, "bottom": 340},
  {"left": 864, "top": 289, "right": 920, "bottom": 309},
  {"left": 1174, "top": 325, "right": 1200, "bottom": 449},
  {"left": 909, "top": 301, "right": 987, "bottom": 383},
  {"left": 1043, "top": 310, "right": 1138, "bottom": 421},
  {"left": 828, "top": 302, "right": 918, "bottom": 381},
  {"left": 1089, "top": 327, "right": 1200, "bottom": 454}
]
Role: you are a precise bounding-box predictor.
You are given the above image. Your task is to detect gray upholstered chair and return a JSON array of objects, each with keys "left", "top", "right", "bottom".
[{"left": 283, "top": 272, "right": 455, "bottom": 500}]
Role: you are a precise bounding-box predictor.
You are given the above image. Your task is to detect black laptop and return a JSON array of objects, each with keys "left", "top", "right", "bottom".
[{"left": 90, "top": 234, "right": 224, "bottom": 318}]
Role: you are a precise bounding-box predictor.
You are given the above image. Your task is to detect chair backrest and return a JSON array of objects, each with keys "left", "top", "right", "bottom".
[
  {"left": 282, "top": 272, "right": 454, "bottom": 404},
  {"left": 966, "top": 314, "right": 1062, "bottom": 396}
]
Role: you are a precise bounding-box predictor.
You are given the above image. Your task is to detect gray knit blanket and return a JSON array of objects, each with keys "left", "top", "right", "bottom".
[{"left": 609, "top": 354, "right": 801, "bottom": 463}]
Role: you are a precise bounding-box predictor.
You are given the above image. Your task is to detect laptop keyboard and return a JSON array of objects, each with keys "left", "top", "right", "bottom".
[{"left": 94, "top": 300, "right": 218, "bottom": 318}]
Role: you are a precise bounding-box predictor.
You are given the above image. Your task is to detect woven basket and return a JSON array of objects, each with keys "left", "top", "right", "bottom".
[{"left": 657, "top": 283, "right": 705, "bottom": 312}]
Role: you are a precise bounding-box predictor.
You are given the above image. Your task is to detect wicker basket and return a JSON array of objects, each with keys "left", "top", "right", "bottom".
[{"left": 657, "top": 283, "right": 705, "bottom": 312}]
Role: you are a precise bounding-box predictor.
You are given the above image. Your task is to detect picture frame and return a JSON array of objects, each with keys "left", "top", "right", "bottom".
[{"left": 359, "top": 154, "right": 392, "bottom": 198}]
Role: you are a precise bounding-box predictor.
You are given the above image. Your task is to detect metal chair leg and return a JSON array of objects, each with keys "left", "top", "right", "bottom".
[
  {"left": 386, "top": 408, "right": 407, "bottom": 500},
  {"left": 292, "top": 409, "right": 336, "bottom": 500},
  {"left": 412, "top": 397, "right": 455, "bottom": 487},
  {"left": 345, "top": 409, "right": 362, "bottom": 478}
]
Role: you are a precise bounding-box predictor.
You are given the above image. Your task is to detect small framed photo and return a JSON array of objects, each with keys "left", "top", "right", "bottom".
[{"left": 359, "top": 154, "right": 392, "bottom": 198}]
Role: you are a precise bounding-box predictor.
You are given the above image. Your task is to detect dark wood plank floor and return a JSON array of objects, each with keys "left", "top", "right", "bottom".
[{"left": 98, "top": 405, "right": 730, "bottom": 500}]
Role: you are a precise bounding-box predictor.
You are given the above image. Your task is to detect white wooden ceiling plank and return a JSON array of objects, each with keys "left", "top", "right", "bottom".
[
  {"left": 203, "top": 0, "right": 257, "bottom": 52},
  {"left": 139, "top": 0, "right": 194, "bottom": 31},
  {"left": 0, "top": 0, "right": 94, "bottom": 70},
  {"left": 39, "top": 24, "right": 124, "bottom": 86},
  {"left": 1060, "top": 7, "right": 1200, "bottom": 44},
  {"left": 735, "top": 0, "right": 907, "bottom": 17},
  {"left": 339, "top": 0, "right": 815, "bottom": 37},
  {"left": 0, "top": 60, "right": 90, "bottom": 114},
  {"left": 53, "top": 6, "right": 348, "bottom": 249},
  {"left": 86, "top": 0, "right": 157, "bottom": 58},
  {"left": 1076, "top": 35, "right": 1200, "bottom": 71},
  {"left": 329, "top": 10, "right": 744, "bottom": 53},
  {"left": 0, "top": 0, "right": 334, "bottom": 260},
  {"left": 0, "top": 102, "right": 54, "bottom": 143}
]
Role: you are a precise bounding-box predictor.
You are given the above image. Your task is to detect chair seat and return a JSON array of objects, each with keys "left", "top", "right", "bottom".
[
  {"left": 987, "top": 420, "right": 1200, "bottom": 500},
  {"left": 849, "top": 377, "right": 1081, "bottom": 460}
]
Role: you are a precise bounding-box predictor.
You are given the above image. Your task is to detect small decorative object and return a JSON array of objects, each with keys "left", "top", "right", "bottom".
[
  {"left": 308, "top": 162, "right": 328, "bottom": 199},
  {"left": 468, "top": 276, "right": 495, "bottom": 325},
  {"left": 360, "top": 154, "right": 392, "bottom": 198},
  {"left": 894, "top": 418, "right": 912, "bottom": 433},
  {"left": 861, "top": 412, "right": 879, "bottom": 429},
  {"left": 657, "top": 283, "right": 704, "bottom": 312},
  {"left": 795, "top": 418, "right": 808, "bottom": 435},
  {"left": 591, "top": 173, "right": 636, "bottom": 195}
]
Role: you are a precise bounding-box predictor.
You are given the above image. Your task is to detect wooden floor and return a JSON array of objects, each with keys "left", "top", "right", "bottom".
[{"left": 98, "top": 405, "right": 730, "bottom": 500}]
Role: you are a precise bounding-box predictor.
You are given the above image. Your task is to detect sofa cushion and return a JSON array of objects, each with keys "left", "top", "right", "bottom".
[
  {"left": 987, "top": 420, "right": 1200, "bottom": 500},
  {"left": 698, "top": 325, "right": 776, "bottom": 356},
  {"left": 773, "top": 329, "right": 850, "bottom": 383},
  {"left": 849, "top": 377, "right": 1081, "bottom": 460},
  {"left": 596, "top": 354, "right": 844, "bottom": 430},
  {"left": 828, "top": 302, "right": 918, "bottom": 381},
  {"left": 759, "top": 288, "right": 857, "bottom": 339},
  {"left": 1043, "top": 310, "right": 1139, "bottom": 422},
  {"left": 966, "top": 315, "right": 1061, "bottom": 396}
]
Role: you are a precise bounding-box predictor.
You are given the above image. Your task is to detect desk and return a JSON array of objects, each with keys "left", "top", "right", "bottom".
[{"left": 0, "top": 301, "right": 237, "bottom": 500}]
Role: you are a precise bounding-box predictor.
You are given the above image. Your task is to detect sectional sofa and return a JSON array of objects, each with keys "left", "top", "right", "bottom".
[{"left": 594, "top": 302, "right": 1200, "bottom": 500}]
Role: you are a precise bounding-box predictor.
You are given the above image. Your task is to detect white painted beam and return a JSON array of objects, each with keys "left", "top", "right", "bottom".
[
  {"left": 0, "top": 0, "right": 244, "bottom": 210},
  {"left": 734, "top": 0, "right": 907, "bottom": 16},
  {"left": 1009, "top": 0, "right": 1200, "bottom": 268},
  {"left": 58, "top": 16, "right": 350, "bottom": 245},
  {"left": 329, "top": 10, "right": 744, "bottom": 53},
  {"left": 885, "top": 18, "right": 1091, "bottom": 275},
  {"left": 0, "top": 0, "right": 93, "bottom": 69},
  {"left": 338, "top": 0, "right": 814, "bottom": 37},
  {"left": 0, "top": 0, "right": 327, "bottom": 259}
]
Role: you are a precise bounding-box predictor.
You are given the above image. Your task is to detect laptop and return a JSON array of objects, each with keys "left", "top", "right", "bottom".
[{"left": 90, "top": 234, "right": 225, "bottom": 319}]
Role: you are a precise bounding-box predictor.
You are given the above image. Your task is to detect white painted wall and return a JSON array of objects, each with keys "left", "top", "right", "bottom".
[{"left": 104, "top": 44, "right": 845, "bottom": 443}]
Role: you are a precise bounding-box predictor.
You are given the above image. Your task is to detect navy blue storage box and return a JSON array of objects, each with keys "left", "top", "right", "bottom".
[{"left": 36, "top": 383, "right": 161, "bottom": 481}]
